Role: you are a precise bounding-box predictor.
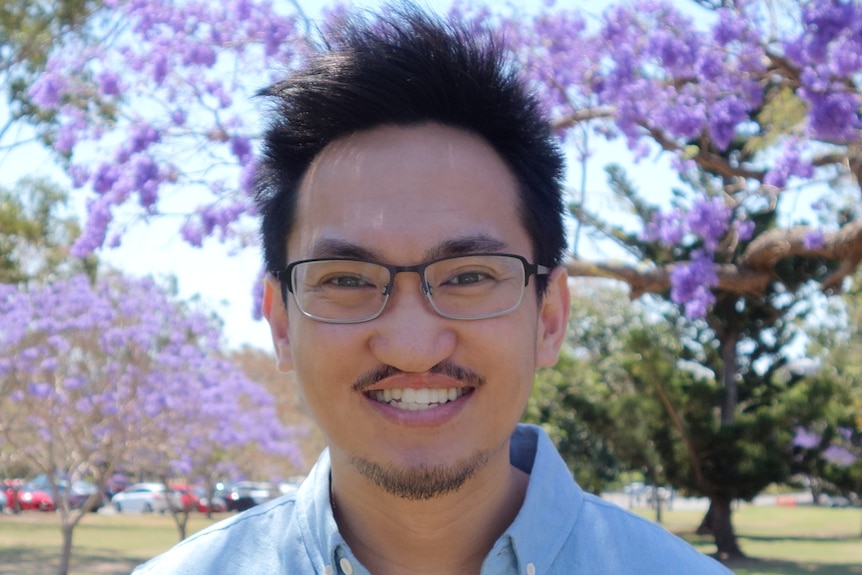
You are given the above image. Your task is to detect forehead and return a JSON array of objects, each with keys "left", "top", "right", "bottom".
[{"left": 288, "top": 123, "right": 529, "bottom": 263}]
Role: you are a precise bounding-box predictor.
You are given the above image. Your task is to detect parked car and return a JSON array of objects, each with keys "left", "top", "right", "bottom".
[
  {"left": 66, "top": 481, "right": 105, "bottom": 512},
  {"left": 19, "top": 475, "right": 104, "bottom": 512},
  {"left": 2, "top": 479, "right": 23, "bottom": 512},
  {"left": 111, "top": 482, "right": 177, "bottom": 513},
  {"left": 194, "top": 487, "right": 227, "bottom": 513},
  {"left": 169, "top": 484, "right": 201, "bottom": 512},
  {"left": 225, "top": 482, "right": 275, "bottom": 512},
  {"left": 18, "top": 483, "right": 55, "bottom": 511},
  {"left": 821, "top": 494, "right": 852, "bottom": 508},
  {"left": 278, "top": 478, "right": 304, "bottom": 498}
]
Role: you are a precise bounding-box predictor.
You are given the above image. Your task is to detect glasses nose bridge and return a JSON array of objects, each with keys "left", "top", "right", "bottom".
[{"left": 385, "top": 262, "right": 432, "bottom": 296}]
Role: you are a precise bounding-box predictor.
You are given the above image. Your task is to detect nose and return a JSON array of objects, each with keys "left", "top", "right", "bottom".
[{"left": 368, "top": 273, "right": 456, "bottom": 373}]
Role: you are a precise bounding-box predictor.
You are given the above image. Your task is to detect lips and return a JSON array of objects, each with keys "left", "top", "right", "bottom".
[{"left": 368, "top": 387, "right": 470, "bottom": 410}]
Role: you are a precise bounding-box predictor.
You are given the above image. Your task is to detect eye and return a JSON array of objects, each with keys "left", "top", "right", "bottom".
[
  {"left": 440, "top": 266, "right": 501, "bottom": 287},
  {"left": 321, "top": 274, "right": 374, "bottom": 288},
  {"left": 446, "top": 271, "right": 489, "bottom": 285}
]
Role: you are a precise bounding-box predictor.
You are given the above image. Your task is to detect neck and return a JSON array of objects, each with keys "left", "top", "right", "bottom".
[{"left": 330, "top": 447, "right": 529, "bottom": 575}]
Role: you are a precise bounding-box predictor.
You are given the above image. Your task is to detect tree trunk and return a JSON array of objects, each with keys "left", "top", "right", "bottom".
[
  {"left": 719, "top": 333, "right": 739, "bottom": 425},
  {"left": 57, "top": 522, "right": 74, "bottom": 575},
  {"left": 698, "top": 495, "right": 744, "bottom": 560},
  {"left": 652, "top": 484, "right": 664, "bottom": 524}
]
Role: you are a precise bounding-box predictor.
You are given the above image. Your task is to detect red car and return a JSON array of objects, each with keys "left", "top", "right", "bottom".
[
  {"left": 194, "top": 487, "right": 227, "bottom": 513},
  {"left": 17, "top": 483, "right": 55, "bottom": 511},
  {"left": 169, "top": 484, "right": 201, "bottom": 512}
]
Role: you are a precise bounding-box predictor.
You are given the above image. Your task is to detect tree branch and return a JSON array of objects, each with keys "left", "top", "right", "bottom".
[
  {"left": 566, "top": 216, "right": 862, "bottom": 298},
  {"left": 550, "top": 106, "right": 615, "bottom": 130},
  {"left": 565, "top": 260, "right": 771, "bottom": 298}
]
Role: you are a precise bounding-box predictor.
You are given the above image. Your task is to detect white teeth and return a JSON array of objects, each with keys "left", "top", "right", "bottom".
[{"left": 370, "top": 387, "right": 466, "bottom": 410}]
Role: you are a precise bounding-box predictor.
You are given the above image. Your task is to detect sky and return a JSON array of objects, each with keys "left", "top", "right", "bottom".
[{"left": 2, "top": 0, "right": 708, "bottom": 352}]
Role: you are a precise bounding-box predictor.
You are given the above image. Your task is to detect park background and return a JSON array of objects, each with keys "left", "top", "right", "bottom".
[{"left": 1, "top": 0, "right": 861, "bottom": 574}]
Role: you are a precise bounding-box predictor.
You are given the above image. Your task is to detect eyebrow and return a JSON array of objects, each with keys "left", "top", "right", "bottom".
[{"left": 306, "top": 234, "right": 509, "bottom": 263}]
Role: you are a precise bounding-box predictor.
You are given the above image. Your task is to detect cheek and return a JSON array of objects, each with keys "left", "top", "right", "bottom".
[
  {"left": 476, "top": 314, "right": 538, "bottom": 402},
  {"left": 289, "top": 323, "right": 365, "bottom": 414}
]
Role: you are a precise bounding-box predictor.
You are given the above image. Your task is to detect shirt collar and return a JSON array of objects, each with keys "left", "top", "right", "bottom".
[
  {"left": 497, "top": 424, "right": 583, "bottom": 574},
  {"left": 293, "top": 424, "right": 583, "bottom": 574}
]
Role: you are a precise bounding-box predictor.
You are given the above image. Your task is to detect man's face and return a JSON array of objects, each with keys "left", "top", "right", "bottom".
[{"left": 263, "top": 123, "right": 568, "bottom": 499}]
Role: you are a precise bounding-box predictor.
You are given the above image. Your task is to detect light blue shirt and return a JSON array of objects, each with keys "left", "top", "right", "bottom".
[{"left": 133, "top": 424, "right": 733, "bottom": 574}]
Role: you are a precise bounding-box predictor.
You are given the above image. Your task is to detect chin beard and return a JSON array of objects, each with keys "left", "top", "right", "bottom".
[{"left": 349, "top": 450, "right": 490, "bottom": 500}]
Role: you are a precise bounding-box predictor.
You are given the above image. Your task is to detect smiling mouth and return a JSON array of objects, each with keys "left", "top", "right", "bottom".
[{"left": 368, "top": 387, "right": 471, "bottom": 411}]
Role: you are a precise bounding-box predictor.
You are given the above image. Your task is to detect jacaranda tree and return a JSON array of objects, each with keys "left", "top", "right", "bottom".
[
  {"left": 497, "top": 0, "right": 862, "bottom": 556},
  {"left": 4, "top": 0, "right": 862, "bottom": 560},
  {"left": 0, "top": 273, "right": 300, "bottom": 575}
]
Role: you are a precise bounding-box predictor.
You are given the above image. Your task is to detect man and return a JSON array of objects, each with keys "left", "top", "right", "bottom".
[{"left": 134, "top": 5, "right": 733, "bottom": 574}]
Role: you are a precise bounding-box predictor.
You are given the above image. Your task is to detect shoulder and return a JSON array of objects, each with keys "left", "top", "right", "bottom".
[
  {"left": 558, "top": 493, "right": 733, "bottom": 574},
  {"left": 132, "top": 495, "right": 308, "bottom": 575},
  {"left": 512, "top": 425, "right": 731, "bottom": 574}
]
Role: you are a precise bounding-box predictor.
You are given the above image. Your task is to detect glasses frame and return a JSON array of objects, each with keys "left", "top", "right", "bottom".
[{"left": 274, "top": 252, "right": 550, "bottom": 324}]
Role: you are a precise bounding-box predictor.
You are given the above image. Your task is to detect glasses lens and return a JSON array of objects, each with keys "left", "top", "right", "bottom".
[
  {"left": 424, "top": 255, "right": 525, "bottom": 319},
  {"left": 292, "top": 260, "right": 390, "bottom": 322}
]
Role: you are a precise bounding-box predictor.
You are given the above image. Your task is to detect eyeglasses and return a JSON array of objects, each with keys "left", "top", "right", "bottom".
[{"left": 274, "top": 253, "right": 549, "bottom": 324}]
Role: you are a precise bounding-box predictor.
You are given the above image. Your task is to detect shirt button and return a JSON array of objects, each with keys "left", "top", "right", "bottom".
[
  {"left": 526, "top": 563, "right": 536, "bottom": 575},
  {"left": 323, "top": 567, "right": 333, "bottom": 575},
  {"left": 339, "top": 558, "right": 355, "bottom": 575}
]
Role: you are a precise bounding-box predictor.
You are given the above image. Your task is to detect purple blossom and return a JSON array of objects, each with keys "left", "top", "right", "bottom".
[
  {"left": 180, "top": 219, "right": 204, "bottom": 247},
  {"left": 764, "top": 138, "right": 814, "bottom": 188},
  {"left": 128, "top": 122, "right": 162, "bottom": 154},
  {"left": 823, "top": 445, "right": 858, "bottom": 467},
  {"left": 712, "top": 8, "right": 747, "bottom": 46},
  {"left": 71, "top": 198, "right": 111, "bottom": 258},
  {"left": 793, "top": 426, "right": 821, "bottom": 449},
  {"left": 803, "top": 229, "right": 824, "bottom": 250},
  {"left": 687, "top": 197, "right": 731, "bottom": 251},
  {"left": 171, "top": 109, "right": 188, "bottom": 126},
  {"left": 642, "top": 208, "right": 686, "bottom": 246},
  {"left": 39, "top": 357, "right": 59, "bottom": 372},
  {"left": 251, "top": 267, "right": 265, "bottom": 321},
  {"left": 152, "top": 53, "right": 169, "bottom": 85},
  {"left": 27, "top": 382, "right": 53, "bottom": 399},
  {"left": 239, "top": 159, "right": 259, "bottom": 200},
  {"left": 68, "top": 164, "right": 90, "bottom": 188},
  {"left": 131, "top": 155, "right": 160, "bottom": 204},
  {"left": 29, "top": 74, "right": 66, "bottom": 108},
  {"left": 97, "top": 71, "right": 122, "bottom": 96},
  {"left": 230, "top": 136, "right": 252, "bottom": 162},
  {"left": 800, "top": 2, "right": 857, "bottom": 62},
  {"left": 183, "top": 44, "right": 217, "bottom": 68},
  {"left": 234, "top": 0, "right": 253, "bottom": 20},
  {"left": 670, "top": 250, "right": 718, "bottom": 319},
  {"left": 736, "top": 220, "right": 755, "bottom": 241},
  {"left": 708, "top": 97, "right": 749, "bottom": 151},
  {"left": 803, "top": 90, "right": 861, "bottom": 141}
]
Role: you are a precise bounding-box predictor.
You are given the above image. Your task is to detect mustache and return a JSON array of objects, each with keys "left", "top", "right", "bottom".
[{"left": 352, "top": 361, "right": 485, "bottom": 392}]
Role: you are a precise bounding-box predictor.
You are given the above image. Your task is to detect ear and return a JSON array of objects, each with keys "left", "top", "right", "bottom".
[
  {"left": 261, "top": 273, "right": 295, "bottom": 373},
  {"left": 535, "top": 266, "right": 570, "bottom": 368}
]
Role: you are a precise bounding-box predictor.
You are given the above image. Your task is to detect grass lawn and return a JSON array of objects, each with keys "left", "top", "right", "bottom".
[
  {"left": 0, "top": 505, "right": 860, "bottom": 574},
  {"left": 0, "top": 511, "right": 221, "bottom": 575},
  {"left": 635, "top": 504, "right": 862, "bottom": 575}
]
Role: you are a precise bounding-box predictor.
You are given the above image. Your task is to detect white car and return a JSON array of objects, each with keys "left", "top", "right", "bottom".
[{"left": 111, "top": 482, "right": 178, "bottom": 513}]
